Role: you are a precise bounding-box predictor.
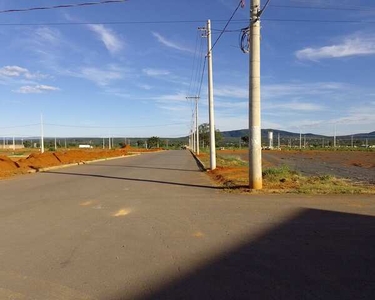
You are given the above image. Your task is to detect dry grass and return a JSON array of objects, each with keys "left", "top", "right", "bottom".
[{"left": 197, "top": 151, "right": 375, "bottom": 194}]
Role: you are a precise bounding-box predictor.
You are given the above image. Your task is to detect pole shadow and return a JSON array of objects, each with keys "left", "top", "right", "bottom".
[
  {"left": 83, "top": 164, "right": 201, "bottom": 173},
  {"left": 45, "top": 171, "right": 223, "bottom": 190}
]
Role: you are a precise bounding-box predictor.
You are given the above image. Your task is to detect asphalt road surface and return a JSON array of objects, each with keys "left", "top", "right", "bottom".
[{"left": 1, "top": 150, "right": 375, "bottom": 300}]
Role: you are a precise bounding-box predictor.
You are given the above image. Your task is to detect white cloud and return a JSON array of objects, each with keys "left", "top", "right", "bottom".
[
  {"left": 215, "top": 86, "right": 248, "bottom": 99},
  {"left": 0, "top": 65, "right": 48, "bottom": 80},
  {"left": 272, "top": 101, "right": 325, "bottom": 112},
  {"left": 34, "top": 27, "right": 61, "bottom": 46},
  {"left": 87, "top": 24, "right": 124, "bottom": 54},
  {"left": 14, "top": 85, "right": 60, "bottom": 94},
  {"left": 214, "top": 82, "right": 346, "bottom": 100},
  {"left": 296, "top": 33, "right": 375, "bottom": 60},
  {"left": 152, "top": 32, "right": 193, "bottom": 53},
  {"left": 67, "top": 65, "right": 125, "bottom": 86},
  {"left": 151, "top": 92, "right": 187, "bottom": 103},
  {"left": 138, "top": 84, "right": 153, "bottom": 90},
  {"left": 142, "top": 68, "right": 170, "bottom": 76}
]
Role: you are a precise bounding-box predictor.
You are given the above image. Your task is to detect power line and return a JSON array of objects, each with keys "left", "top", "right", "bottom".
[
  {"left": 0, "top": 18, "right": 373, "bottom": 27},
  {"left": 263, "top": 18, "right": 375, "bottom": 24},
  {"left": 210, "top": 0, "right": 245, "bottom": 52},
  {"left": 197, "top": 57, "right": 207, "bottom": 97},
  {"left": 0, "top": 1, "right": 128, "bottom": 14},
  {"left": 270, "top": 4, "right": 375, "bottom": 12},
  {"left": 0, "top": 124, "right": 39, "bottom": 129},
  {"left": 44, "top": 122, "right": 187, "bottom": 129}
]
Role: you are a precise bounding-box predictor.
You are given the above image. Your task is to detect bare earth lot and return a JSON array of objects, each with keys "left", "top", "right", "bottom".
[
  {"left": 218, "top": 149, "right": 375, "bottom": 185},
  {"left": 0, "top": 147, "right": 160, "bottom": 179}
]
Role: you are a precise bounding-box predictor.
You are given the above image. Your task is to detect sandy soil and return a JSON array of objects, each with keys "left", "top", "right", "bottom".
[{"left": 217, "top": 149, "right": 375, "bottom": 185}]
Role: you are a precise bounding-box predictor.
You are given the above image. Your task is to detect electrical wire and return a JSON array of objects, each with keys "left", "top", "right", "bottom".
[
  {"left": 197, "top": 57, "right": 207, "bottom": 98},
  {"left": 239, "top": 0, "right": 272, "bottom": 54},
  {"left": 270, "top": 4, "right": 375, "bottom": 12},
  {"left": 263, "top": 18, "right": 375, "bottom": 24},
  {"left": 44, "top": 122, "right": 187, "bottom": 129},
  {"left": 0, "top": 1, "right": 127, "bottom": 14},
  {"left": 210, "top": 0, "right": 245, "bottom": 52},
  {"left": 0, "top": 124, "right": 39, "bottom": 129},
  {"left": 0, "top": 18, "right": 372, "bottom": 27}
]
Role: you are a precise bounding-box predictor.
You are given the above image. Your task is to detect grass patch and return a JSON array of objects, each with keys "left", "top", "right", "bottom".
[{"left": 196, "top": 151, "right": 375, "bottom": 194}]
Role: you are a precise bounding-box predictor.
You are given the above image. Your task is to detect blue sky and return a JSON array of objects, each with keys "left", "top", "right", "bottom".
[{"left": 0, "top": 0, "right": 375, "bottom": 138}]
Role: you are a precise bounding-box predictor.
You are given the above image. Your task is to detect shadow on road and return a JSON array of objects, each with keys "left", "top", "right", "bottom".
[
  {"left": 84, "top": 164, "right": 201, "bottom": 173},
  {"left": 45, "top": 171, "right": 223, "bottom": 190},
  {"left": 110, "top": 208, "right": 375, "bottom": 300}
]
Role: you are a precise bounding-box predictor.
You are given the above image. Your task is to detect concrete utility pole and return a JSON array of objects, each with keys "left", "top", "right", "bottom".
[
  {"left": 12, "top": 136, "right": 15, "bottom": 151},
  {"left": 186, "top": 96, "right": 200, "bottom": 155},
  {"left": 40, "top": 114, "right": 45, "bottom": 153},
  {"left": 333, "top": 124, "right": 337, "bottom": 148},
  {"left": 249, "top": 1, "right": 262, "bottom": 189},
  {"left": 54, "top": 137, "right": 57, "bottom": 151},
  {"left": 206, "top": 19, "right": 216, "bottom": 170},
  {"left": 193, "top": 130, "right": 196, "bottom": 152}
]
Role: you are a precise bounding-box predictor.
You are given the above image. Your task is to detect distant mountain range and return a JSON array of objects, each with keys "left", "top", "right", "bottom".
[{"left": 220, "top": 129, "right": 375, "bottom": 139}]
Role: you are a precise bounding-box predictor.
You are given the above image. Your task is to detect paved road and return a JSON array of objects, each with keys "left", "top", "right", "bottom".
[{"left": 1, "top": 150, "right": 375, "bottom": 300}]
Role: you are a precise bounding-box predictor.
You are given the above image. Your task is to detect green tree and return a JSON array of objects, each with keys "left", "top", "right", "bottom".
[
  {"left": 147, "top": 136, "right": 160, "bottom": 148},
  {"left": 136, "top": 140, "right": 144, "bottom": 147},
  {"left": 241, "top": 136, "right": 249, "bottom": 144},
  {"left": 198, "top": 123, "right": 223, "bottom": 147}
]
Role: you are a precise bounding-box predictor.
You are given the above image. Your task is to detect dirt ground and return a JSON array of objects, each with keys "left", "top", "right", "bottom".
[
  {"left": 0, "top": 146, "right": 161, "bottom": 179},
  {"left": 217, "top": 149, "right": 375, "bottom": 185}
]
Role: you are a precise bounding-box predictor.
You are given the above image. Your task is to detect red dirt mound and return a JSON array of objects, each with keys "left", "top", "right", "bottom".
[
  {"left": 0, "top": 155, "right": 19, "bottom": 171},
  {"left": 18, "top": 152, "right": 61, "bottom": 169}
]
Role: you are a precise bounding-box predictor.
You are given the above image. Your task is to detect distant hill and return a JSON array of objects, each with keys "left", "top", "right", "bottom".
[
  {"left": 221, "top": 129, "right": 326, "bottom": 139},
  {"left": 220, "top": 129, "right": 375, "bottom": 139}
]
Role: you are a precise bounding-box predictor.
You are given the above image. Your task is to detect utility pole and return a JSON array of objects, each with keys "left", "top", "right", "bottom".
[
  {"left": 186, "top": 96, "right": 200, "bottom": 155},
  {"left": 299, "top": 129, "right": 302, "bottom": 150},
  {"left": 12, "top": 136, "right": 15, "bottom": 151},
  {"left": 40, "top": 114, "right": 45, "bottom": 153},
  {"left": 248, "top": 1, "right": 262, "bottom": 188},
  {"left": 206, "top": 20, "right": 216, "bottom": 169},
  {"left": 55, "top": 137, "right": 57, "bottom": 151},
  {"left": 193, "top": 129, "right": 196, "bottom": 152},
  {"left": 334, "top": 124, "right": 337, "bottom": 148},
  {"left": 109, "top": 135, "right": 111, "bottom": 150}
]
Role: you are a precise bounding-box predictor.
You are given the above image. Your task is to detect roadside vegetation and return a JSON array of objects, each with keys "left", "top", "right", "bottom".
[{"left": 196, "top": 150, "right": 375, "bottom": 194}]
